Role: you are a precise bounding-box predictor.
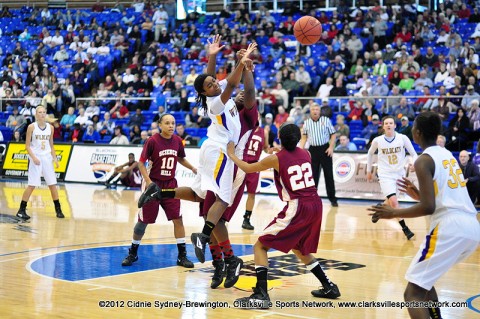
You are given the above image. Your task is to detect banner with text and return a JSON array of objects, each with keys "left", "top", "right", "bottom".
[{"left": 1, "top": 142, "right": 73, "bottom": 180}]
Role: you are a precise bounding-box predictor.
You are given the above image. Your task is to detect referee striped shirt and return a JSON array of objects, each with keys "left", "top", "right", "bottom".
[{"left": 302, "top": 116, "right": 336, "bottom": 146}]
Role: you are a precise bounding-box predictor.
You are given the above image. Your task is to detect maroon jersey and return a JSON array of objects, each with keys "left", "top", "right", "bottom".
[
  {"left": 139, "top": 133, "right": 185, "bottom": 182},
  {"left": 243, "top": 126, "right": 264, "bottom": 164},
  {"left": 274, "top": 147, "right": 318, "bottom": 201}
]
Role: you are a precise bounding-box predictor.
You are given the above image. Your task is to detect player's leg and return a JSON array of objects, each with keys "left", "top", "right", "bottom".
[
  {"left": 17, "top": 158, "right": 43, "bottom": 220},
  {"left": 171, "top": 218, "right": 194, "bottom": 268},
  {"left": 208, "top": 230, "right": 226, "bottom": 289},
  {"left": 293, "top": 250, "right": 341, "bottom": 299},
  {"left": 43, "top": 155, "right": 64, "bottom": 218},
  {"left": 388, "top": 194, "right": 415, "bottom": 240},
  {"left": 17, "top": 186, "right": 35, "bottom": 220},
  {"left": 122, "top": 199, "right": 158, "bottom": 266},
  {"left": 234, "top": 240, "right": 271, "bottom": 309},
  {"left": 243, "top": 193, "right": 255, "bottom": 230},
  {"left": 211, "top": 220, "right": 243, "bottom": 288},
  {"left": 426, "top": 287, "right": 442, "bottom": 319},
  {"left": 404, "top": 282, "right": 431, "bottom": 319}
]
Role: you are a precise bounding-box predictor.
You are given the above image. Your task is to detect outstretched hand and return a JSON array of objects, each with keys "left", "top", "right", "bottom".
[
  {"left": 227, "top": 141, "right": 236, "bottom": 157},
  {"left": 368, "top": 204, "right": 396, "bottom": 223},
  {"left": 240, "top": 42, "right": 258, "bottom": 62},
  {"left": 397, "top": 177, "right": 420, "bottom": 201},
  {"left": 207, "top": 34, "right": 225, "bottom": 56},
  {"left": 242, "top": 57, "right": 254, "bottom": 72}
]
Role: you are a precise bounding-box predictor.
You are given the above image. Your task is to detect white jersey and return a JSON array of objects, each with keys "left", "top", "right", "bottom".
[
  {"left": 367, "top": 132, "right": 418, "bottom": 177},
  {"left": 205, "top": 79, "right": 241, "bottom": 146},
  {"left": 30, "top": 122, "right": 52, "bottom": 156},
  {"left": 422, "top": 146, "right": 477, "bottom": 227}
]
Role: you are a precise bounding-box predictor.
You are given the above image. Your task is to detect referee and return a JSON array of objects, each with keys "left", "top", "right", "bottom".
[{"left": 299, "top": 103, "right": 338, "bottom": 207}]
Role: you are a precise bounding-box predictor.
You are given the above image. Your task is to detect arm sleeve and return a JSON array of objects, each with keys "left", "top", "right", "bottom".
[{"left": 367, "top": 138, "right": 378, "bottom": 173}]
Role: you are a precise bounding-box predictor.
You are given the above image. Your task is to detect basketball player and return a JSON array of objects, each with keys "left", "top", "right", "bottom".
[
  {"left": 138, "top": 37, "right": 258, "bottom": 288},
  {"left": 227, "top": 123, "right": 340, "bottom": 309},
  {"left": 15, "top": 106, "right": 63, "bottom": 221},
  {"left": 369, "top": 112, "right": 480, "bottom": 319},
  {"left": 121, "top": 114, "right": 197, "bottom": 268},
  {"left": 367, "top": 115, "right": 417, "bottom": 240},
  {"left": 241, "top": 125, "right": 267, "bottom": 230},
  {"left": 104, "top": 153, "right": 142, "bottom": 189}
]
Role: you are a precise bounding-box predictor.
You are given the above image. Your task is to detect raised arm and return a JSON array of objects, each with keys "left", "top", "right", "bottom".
[
  {"left": 242, "top": 57, "right": 256, "bottom": 110},
  {"left": 206, "top": 34, "right": 225, "bottom": 75}
]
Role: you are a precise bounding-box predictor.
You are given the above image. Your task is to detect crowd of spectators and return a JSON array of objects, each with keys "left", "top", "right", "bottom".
[{"left": 0, "top": 0, "right": 480, "bottom": 152}]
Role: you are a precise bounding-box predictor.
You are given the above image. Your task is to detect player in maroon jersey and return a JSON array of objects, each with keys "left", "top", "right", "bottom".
[
  {"left": 121, "top": 114, "right": 198, "bottom": 268},
  {"left": 227, "top": 123, "right": 341, "bottom": 308},
  {"left": 241, "top": 125, "right": 267, "bottom": 230}
]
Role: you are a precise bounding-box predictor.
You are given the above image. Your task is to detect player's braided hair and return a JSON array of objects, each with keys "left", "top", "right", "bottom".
[
  {"left": 279, "top": 123, "right": 301, "bottom": 151},
  {"left": 194, "top": 74, "right": 213, "bottom": 111}
]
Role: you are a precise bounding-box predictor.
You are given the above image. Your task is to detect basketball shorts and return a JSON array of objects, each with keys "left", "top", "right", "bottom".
[
  {"left": 405, "top": 212, "right": 480, "bottom": 290},
  {"left": 201, "top": 165, "right": 247, "bottom": 222},
  {"left": 245, "top": 172, "right": 260, "bottom": 194},
  {"left": 378, "top": 172, "right": 403, "bottom": 198},
  {"left": 191, "top": 139, "right": 234, "bottom": 205},
  {"left": 28, "top": 154, "right": 57, "bottom": 187},
  {"left": 138, "top": 179, "right": 181, "bottom": 223},
  {"left": 259, "top": 197, "right": 323, "bottom": 255}
]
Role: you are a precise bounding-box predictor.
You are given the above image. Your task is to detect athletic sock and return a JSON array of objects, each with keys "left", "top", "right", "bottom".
[
  {"left": 209, "top": 244, "right": 223, "bottom": 261},
  {"left": 202, "top": 221, "right": 215, "bottom": 237},
  {"left": 131, "top": 239, "right": 141, "bottom": 255},
  {"left": 307, "top": 260, "right": 333, "bottom": 288},
  {"left": 255, "top": 266, "right": 268, "bottom": 292},
  {"left": 399, "top": 219, "right": 407, "bottom": 228},
  {"left": 219, "top": 240, "right": 234, "bottom": 259},
  {"left": 429, "top": 305, "right": 442, "bottom": 319},
  {"left": 243, "top": 210, "right": 252, "bottom": 219},
  {"left": 20, "top": 200, "right": 27, "bottom": 210},
  {"left": 53, "top": 199, "right": 61, "bottom": 209},
  {"left": 176, "top": 238, "right": 187, "bottom": 256}
]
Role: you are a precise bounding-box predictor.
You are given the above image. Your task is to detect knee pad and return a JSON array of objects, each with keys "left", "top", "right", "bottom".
[{"left": 133, "top": 222, "right": 147, "bottom": 236}]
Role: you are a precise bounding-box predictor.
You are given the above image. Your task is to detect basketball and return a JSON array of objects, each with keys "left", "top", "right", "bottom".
[{"left": 294, "top": 16, "right": 322, "bottom": 45}]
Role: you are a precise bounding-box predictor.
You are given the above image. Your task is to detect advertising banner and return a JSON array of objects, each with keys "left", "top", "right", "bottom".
[
  {"left": 64, "top": 145, "right": 143, "bottom": 183},
  {"left": 1, "top": 142, "right": 73, "bottom": 180}
]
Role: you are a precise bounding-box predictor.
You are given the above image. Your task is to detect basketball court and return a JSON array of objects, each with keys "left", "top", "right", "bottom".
[{"left": 0, "top": 180, "right": 479, "bottom": 318}]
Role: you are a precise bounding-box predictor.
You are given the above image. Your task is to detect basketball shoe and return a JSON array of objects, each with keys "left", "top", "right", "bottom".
[
  {"left": 210, "top": 259, "right": 225, "bottom": 289},
  {"left": 190, "top": 233, "right": 209, "bottom": 263},
  {"left": 121, "top": 249, "right": 138, "bottom": 266},
  {"left": 234, "top": 286, "right": 271, "bottom": 309},
  {"left": 56, "top": 207, "right": 65, "bottom": 218},
  {"left": 16, "top": 208, "right": 30, "bottom": 221},
  {"left": 224, "top": 256, "right": 243, "bottom": 288},
  {"left": 402, "top": 226, "right": 415, "bottom": 240},
  {"left": 176, "top": 255, "right": 194, "bottom": 268},
  {"left": 311, "top": 283, "right": 341, "bottom": 299}
]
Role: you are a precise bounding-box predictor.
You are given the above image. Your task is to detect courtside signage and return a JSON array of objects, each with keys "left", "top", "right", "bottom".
[{"left": 1, "top": 142, "right": 72, "bottom": 179}]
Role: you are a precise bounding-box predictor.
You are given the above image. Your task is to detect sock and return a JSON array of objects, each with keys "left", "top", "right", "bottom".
[
  {"left": 53, "top": 199, "right": 61, "bottom": 209},
  {"left": 161, "top": 189, "right": 176, "bottom": 198},
  {"left": 202, "top": 221, "right": 215, "bottom": 237},
  {"left": 244, "top": 210, "right": 252, "bottom": 219},
  {"left": 131, "top": 240, "right": 141, "bottom": 255},
  {"left": 399, "top": 219, "right": 407, "bottom": 228},
  {"left": 209, "top": 244, "right": 223, "bottom": 261},
  {"left": 219, "top": 240, "right": 234, "bottom": 259},
  {"left": 255, "top": 266, "right": 268, "bottom": 292},
  {"left": 20, "top": 200, "right": 27, "bottom": 210},
  {"left": 307, "top": 260, "right": 333, "bottom": 288},
  {"left": 429, "top": 306, "right": 442, "bottom": 319},
  {"left": 176, "top": 238, "right": 186, "bottom": 257}
]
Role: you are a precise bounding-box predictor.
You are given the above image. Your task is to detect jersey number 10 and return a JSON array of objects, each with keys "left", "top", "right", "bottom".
[{"left": 288, "top": 163, "right": 315, "bottom": 191}]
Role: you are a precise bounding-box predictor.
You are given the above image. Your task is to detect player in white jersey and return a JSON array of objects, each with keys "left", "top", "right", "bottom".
[
  {"left": 16, "top": 105, "right": 64, "bottom": 221},
  {"left": 369, "top": 112, "right": 480, "bottom": 319},
  {"left": 367, "top": 115, "right": 417, "bottom": 239}
]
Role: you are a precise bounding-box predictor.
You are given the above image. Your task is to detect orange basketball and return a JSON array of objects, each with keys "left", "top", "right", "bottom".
[{"left": 294, "top": 16, "right": 322, "bottom": 45}]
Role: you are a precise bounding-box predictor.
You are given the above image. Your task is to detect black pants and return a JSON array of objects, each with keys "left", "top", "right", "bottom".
[{"left": 309, "top": 144, "right": 337, "bottom": 203}]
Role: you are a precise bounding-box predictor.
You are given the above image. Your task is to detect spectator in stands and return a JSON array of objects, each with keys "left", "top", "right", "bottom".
[
  {"left": 458, "top": 150, "right": 480, "bottom": 205},
  {"left": 316, "top": 77, "right": 333, "bottom": 99},
  {"left": 467, "top": 100, "right": 480, "bottom": 130},
  {"left": 110, "top": 99, "right": 130, "bottom": 119},
  {"left": 392, "top": 97, "right": 415, "bottom": 121},
  {"left": 330, "top": 77, "right": 348, "bottom": 98},
  {"left": 461, "top": 85, "right": 480, "bottom": 109},
  {"left": 85, "top": 100, "right": 100, "bottom": 119},
  {"left": 335, "top": 135, "right": 357, "bottom": 151},
  {"left": 373, "top": 58, "right": 388, "bottom": 76},
  {"left": 295, "top": 65, "right": 312, "bottom": 96},
  {"left": 68, "top": 123, "right": 84, "bottom": 143},
  {"left": 334, "top": 114, "right": 350, "bottom": 140},
  {"left": 6, "top": 106, "right": 26, "bottom": 132},
  {"left": 446, "top": 107, "right": 470, "bottom": 152},
  {"left": 110, "top": 126, "right": 130, "bottom": 145},
  {"left": 361, "top": 114, "right": 381, "bottom": 140},
  {"left": 127, "top": 108, "right": 145, "bottom": 128},
  {"left": 413, "top": 70, "right": 434, "bottom": 91},
  {"left": 397, "top": 116, "right": 413, "bottom": 140},
  {"left": 83, "top": 124, "right": 101, "bottom": 143},
  {"left": 175, "top": 123, "right": 193, "bottom": 146},
  {"left": 436, "top": 135, "right": 446, "bottom": 148},
  {"left": 371, "top": 76, "right": 389, "bottom": 101},
  {"left": 92, "top": 0, "right": 105, "bottom": 12},
  {"left": 41, "top": 89, "right": 57, "bottom": 115},
  {"left": 274, "top": 106, "right": 289, "bottom": 128},
  {"left": 398, "top": 72, "right": 415, "bottom": 91},
  {"left": 53, "top": 45, "right": 69, "bottom": 62},
  {"left": 347, "top": 100, "right": 364, "bottom": 122},
  {"left": 18, "top": 28, "right": 31, "bottom": 42},
  {"left": 97, "top": 112, "right": 115, "bottom": 138},
  {"left": 346, "top": 33, "right": 363, "bottom": 63},
  {"left": 73, "top": 108, "right": 89, "bottom": 127}
]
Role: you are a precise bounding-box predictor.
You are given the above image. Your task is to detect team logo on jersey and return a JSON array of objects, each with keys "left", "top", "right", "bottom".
[
  {"left": 90, "top": 152, "right": 118, "bottom": 180},
  {"left": 333, "top": 156, "right": 356, "bottom": 183}
]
